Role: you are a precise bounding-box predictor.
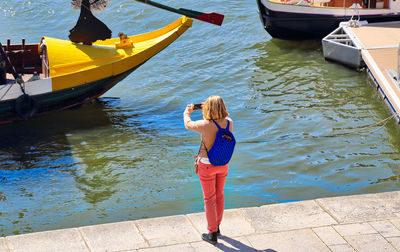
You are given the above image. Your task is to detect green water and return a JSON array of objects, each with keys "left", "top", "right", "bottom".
[{"left": 1, "top": 0, "right": 400, "bottom": 236}]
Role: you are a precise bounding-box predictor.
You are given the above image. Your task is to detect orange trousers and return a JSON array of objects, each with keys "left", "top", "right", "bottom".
[{"left": 197, "top": 161, "right": 229, "bottom": 233}]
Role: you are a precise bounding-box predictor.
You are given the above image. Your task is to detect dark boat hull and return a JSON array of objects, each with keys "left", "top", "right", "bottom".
[
  {"left": 257, "top": 0, "right": 400, "bottom": 40},
  {"left": 0, "top": 68, "right": 137, "bottom": 124}
]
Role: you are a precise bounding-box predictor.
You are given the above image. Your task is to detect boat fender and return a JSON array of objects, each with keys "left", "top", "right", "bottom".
[{"left": 15, "top": 94, "right": 38, "bottom": 120}]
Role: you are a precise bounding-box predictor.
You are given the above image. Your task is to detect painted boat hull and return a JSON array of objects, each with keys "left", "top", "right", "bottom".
[
  {"left": 257, "top": 0, "right": 400, "bottom": 40},
  {"left": 0, "top": 68, "right": 135, "bottom": 124}
]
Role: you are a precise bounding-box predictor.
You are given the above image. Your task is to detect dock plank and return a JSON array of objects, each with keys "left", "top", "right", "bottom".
[{"left": 351, "top": 22, "right": 400, "bottom": 48}]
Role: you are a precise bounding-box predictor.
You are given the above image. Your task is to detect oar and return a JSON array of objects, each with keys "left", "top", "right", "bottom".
[{"left": 135, "top": 0, "right": 224, "bottom": 26}]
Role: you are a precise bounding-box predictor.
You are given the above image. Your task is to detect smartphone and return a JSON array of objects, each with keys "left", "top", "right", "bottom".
[{"left": 193, "top": 103, "right": 202, "bottom": 110}]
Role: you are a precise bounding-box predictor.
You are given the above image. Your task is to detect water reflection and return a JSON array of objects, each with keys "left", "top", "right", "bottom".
[
  {"left": 0, "top": 99, "right": 113, "bottom": 167},
  {"left": 0, "top": 99, "right": 115, "bottom": 234},
  {"left": 0, "top": 100, "right": 119, "bottom": 203},
  {"left": 243, "top": 39, "right": 400, "bottom": 203},
  {"left": 0, "top": 98, "right": 179, "bottom": 235},
  {"left": 0, "top": 97, "right": 168, "bottom": 206}
]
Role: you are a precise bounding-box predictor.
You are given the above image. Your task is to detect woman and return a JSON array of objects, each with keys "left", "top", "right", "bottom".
[{"left": 183, "top": 95, "right": 233, "bottom": 245}]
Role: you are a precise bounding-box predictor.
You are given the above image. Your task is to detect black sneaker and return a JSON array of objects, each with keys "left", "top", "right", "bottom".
[
  {"left": 217, "top": 226, "right": 221, "bottom": 236},
  {"left": 202, "top": 232, "right": 218, "bottom": 245}
]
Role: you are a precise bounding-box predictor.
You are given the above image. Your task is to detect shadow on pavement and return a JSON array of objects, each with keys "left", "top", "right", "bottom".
[{"left": 217, "top": 236, "right": 277, "bottom": 252}]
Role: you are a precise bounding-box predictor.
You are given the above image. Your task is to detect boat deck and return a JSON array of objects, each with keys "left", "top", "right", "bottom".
[
  {"left": 4, "top": 73, "right": 45, "bottom": 84},
  {"left": 323, "top": 21, "right": 400, "bottom": 123}
]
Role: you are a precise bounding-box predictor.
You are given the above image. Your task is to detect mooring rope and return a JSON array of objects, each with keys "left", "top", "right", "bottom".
[{"left": 356, "top": 112, "right": 400, "bottom": 136}]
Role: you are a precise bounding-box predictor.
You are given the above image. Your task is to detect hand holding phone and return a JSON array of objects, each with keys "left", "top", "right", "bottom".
[{"left": 193, "top": 103, "right": 202, "bottom": 110}]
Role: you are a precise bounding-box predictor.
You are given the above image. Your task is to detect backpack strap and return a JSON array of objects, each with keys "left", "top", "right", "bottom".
[
  {"left": 202, "top": 140, "right": 209, "bottom": 156},
  {"left": 212, "top": 120, "right": 222, "bottom": 130},
  {"left": 212, "top": 119, "right": 230, "bottom": 130}
]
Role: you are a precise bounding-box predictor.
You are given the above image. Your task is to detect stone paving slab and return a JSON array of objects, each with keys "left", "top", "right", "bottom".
[
  {"left": 316, "top": 193, "right": 398, "bottom": 223},
  {"left": 246, "top": 229, "right": 330, "bottom": 252},
  {"left": 0, "top": 238, "right": 7, "bottom": 252},
  {"left": 369, "top": 220, "right": 400, "bottom": 238},
  {"left": 187, "top": 209, "right": 256, "bottom": 237},
  {"left": 345, "top": 233, "right": 397, "bottom": 252},
  {"left": 5, "top": 228, "right": 88, "bottom": 252},
  {"left": 138, "top": 243, "right": 194, "bottom": 252},
  {"left": 242, "top": 200, "right": 337, "bottom": 232},
  {"left": 79, "top": 220, "right": 148, "bottom": 251},
  {"left": 333, "top": 223, "right": 378, "bottom": 236},
  {"left": 387, "top": 237, "right": 400, "bottom": 250},
  {"left": 312, "top": 226, "right": 347, "bottom": 246},
  {"left": 135, "top": 215, "right": 200, "bottom": 247},
  {"left": 376, "top": 191, "right": 400, "bottom": 214},
  {"left": 391, "top": 218, "right": 400, "bottom": 229},
  {"left": 3, "top": 190, "right": 400, "bottom": 252},
  {"left": 328, "top": 244, "right": 355, "bottom": 252},
  {"left": 190, "top": 241, "right": 221, "bottom": 252}
]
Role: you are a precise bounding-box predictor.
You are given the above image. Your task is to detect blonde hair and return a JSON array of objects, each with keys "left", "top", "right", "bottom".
[{"left": 203, "top": 95, "right": 229, "bottom": 120}]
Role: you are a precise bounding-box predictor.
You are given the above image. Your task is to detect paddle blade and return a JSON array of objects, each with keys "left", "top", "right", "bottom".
[
  {"left": 178, "top": 8, "right": 224, "bottom": 26},
  {"left": 135, "top": 0, "right": 225, "bottom": 26},
  {"left": 195, "top": 12, "right": 224, "bottom": 26}
]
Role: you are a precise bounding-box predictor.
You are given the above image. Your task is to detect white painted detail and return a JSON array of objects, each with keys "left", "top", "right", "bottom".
[
  {"left": 297, "top": 0, "right": 310, "bottom": 6},
  {"left": 349, "top": 3, "right": 363, "bottom": 9},
  {"left": 0, "top": 77, "right": 52, "bottom": 101}
]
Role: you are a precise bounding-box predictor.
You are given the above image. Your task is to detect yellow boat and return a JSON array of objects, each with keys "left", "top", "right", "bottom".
[{"left": 0, "top": 16, "right": 192, "bottom": 124}]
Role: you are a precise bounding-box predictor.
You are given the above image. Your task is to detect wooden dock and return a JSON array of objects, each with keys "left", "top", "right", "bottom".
[{"left": 323, "top": 21, "right": 400, "bottom": 123}]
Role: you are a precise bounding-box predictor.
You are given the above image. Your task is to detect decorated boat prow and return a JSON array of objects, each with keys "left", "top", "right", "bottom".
[{"left": 0, "top": 17, "right": 193, "bottom": 124}]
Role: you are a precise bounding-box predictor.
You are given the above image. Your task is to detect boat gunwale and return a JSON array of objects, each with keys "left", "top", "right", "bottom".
[
  {"left": 44, "top": 16, "right": 192, "bottom": 91},
  {"left": 261, "top": 0, "right": 394, "bottom": 12},
  {"left": 94, "top": 16, "right": 190, "bottom": 45}
]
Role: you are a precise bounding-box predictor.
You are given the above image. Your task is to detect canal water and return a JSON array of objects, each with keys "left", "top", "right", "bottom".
[{"left": 1, "top": 0, "right": 400, "bottom": 236}]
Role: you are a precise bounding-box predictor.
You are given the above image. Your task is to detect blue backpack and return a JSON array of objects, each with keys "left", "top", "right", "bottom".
[{"left": 203, "top": 120, "right": 236, "bottom": 166}]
